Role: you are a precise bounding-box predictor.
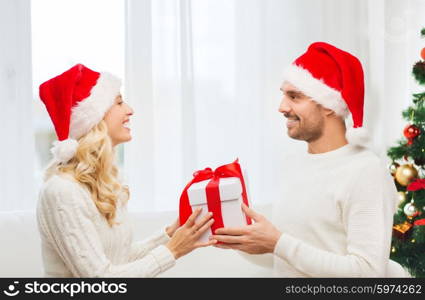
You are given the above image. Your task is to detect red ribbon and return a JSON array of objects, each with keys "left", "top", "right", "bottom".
[
  {"left": 407, "top": 179, "right": 425, "bottom": 191},
  {"left": 414, "top": 218, "right": 425, "bottom": 226},
  {"left": 179, "top": 159, "right": 252, "bottom": 234}
]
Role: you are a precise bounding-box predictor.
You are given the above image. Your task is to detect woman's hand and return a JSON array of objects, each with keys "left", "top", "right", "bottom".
[
  {"left": 165, "top": 208, "right": 217, "bottom": 259},
  {"left": 165, "top": 218, "right": 179, "bottom": 238}
]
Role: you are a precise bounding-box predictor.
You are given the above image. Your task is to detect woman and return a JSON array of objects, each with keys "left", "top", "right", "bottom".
[{"left": 36, "top": 64, "right": 216, "bottom": 277}]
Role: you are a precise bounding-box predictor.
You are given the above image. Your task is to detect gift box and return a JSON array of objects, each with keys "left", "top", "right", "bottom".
[{"left": 179, "top": 159, "right": 252, "bottom": 243}]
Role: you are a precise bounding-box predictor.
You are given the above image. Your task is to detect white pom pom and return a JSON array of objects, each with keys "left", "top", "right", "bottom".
[
  {"left": 50, "top": 139, "right": 79, "bottom": 163},
  {"left": 346, "top": 127, "right": 370, "bottom": 147}
]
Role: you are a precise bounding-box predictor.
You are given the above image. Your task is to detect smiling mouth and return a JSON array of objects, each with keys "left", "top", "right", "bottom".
[
  {"left": 123, "top": 120, "right": 130, "bottom": 129},
  {"left": 286, "top": 117, "right": 299, "bottom": 128}
]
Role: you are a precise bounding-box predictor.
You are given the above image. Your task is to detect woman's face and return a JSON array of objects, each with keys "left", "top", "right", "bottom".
[{"left": 104, "top": 95, "right": 134, "bottom": 146}]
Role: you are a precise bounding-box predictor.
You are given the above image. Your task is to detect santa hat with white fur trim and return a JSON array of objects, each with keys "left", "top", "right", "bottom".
[
  {"left": 283, "top": 42, "right": 369, "bottom": 146},
  {"left": 39, "top": 64, "right": 121, "bottom": 163}
]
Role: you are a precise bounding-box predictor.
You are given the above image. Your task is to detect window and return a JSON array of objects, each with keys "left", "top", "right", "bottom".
[{"left": 31, "top": 0, "right": 125, "bottom": 189}]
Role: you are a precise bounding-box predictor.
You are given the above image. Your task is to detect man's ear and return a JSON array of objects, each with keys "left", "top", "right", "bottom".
[{"left": 323, "top": 107, "right": 335, "bottom": 117}]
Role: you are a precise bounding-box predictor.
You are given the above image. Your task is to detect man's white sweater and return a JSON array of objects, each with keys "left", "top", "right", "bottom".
[
  {"left": 272, "top": 144, "right": 399, "bottom": 277},
  {"left": 36, "top": 174, "right": 176, "bottom": 277}
]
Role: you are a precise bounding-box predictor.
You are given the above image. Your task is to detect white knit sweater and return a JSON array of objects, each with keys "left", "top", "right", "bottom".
[
  {"left": 36, "top": 174, "right": 175, "bottom": 277},
  {"left": 272, "top": 144, "right": 399, "bottom": 277}
]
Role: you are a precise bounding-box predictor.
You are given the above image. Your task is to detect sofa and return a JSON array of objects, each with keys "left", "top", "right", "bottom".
[
  {"left": 0, "top": 206, "right": 273, "bottom": 277},
  {"left": 0, "top": 204, "right": 410, "bottom": 277}
]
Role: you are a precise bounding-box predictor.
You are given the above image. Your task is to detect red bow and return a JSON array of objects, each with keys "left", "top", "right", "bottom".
[
  {"left": 414, "top": 218, "right": 425, "bottom": 226},
  {"left": 179, "top": 159, "right": 252, "bottom": 234},
  {"left": 407, "top": 179, "right": 425, "bottom": 191}
]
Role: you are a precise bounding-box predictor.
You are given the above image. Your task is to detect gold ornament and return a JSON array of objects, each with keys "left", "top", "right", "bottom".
[
  {"left": 395, "top": 164, "right": 418, "bottom": 186},
  {"left": 391, "top": 246, "right": 396, "bottom": 253},
  {"left": 397, "top": 191, "right": 407, "bottom": 206},
  {"left": 389, "top": 162, "right": 400, "bottom": 177}
]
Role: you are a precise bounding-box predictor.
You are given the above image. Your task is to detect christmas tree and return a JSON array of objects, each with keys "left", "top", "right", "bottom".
[{"left": 387, "top": 28, "right": 425, "bottom": 278}]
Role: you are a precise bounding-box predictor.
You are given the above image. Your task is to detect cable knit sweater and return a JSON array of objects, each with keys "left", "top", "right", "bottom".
[
  {"left": 272, "top": 144, "right": 399, "bottom": 277},
  {"left": 36, "top": 174, "right": 175, "bottom": 277}
]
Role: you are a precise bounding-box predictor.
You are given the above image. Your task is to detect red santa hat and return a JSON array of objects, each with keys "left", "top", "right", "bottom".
[
  {"left": 39, "top": 64, "right": 121, "bottom": 163},
  {"left": 283, "top": 42, "right": 368, "bottom": 146}
]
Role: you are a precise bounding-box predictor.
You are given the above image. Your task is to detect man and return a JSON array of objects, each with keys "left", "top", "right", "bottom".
[{"left": 211, "top": 42, "right": 405, "bottom": 277}]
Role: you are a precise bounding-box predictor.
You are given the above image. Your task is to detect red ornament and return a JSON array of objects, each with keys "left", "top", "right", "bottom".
[
  {"left": 404, "top": 124, "right": 421, "bottom": 145},
  {"left": 422, "top": 47, "right": 425, "bottom": 60}
]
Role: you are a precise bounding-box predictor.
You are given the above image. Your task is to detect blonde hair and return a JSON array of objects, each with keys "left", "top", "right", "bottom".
[{"left": 44, "top": 120, "right": 129, "bottom": 227}]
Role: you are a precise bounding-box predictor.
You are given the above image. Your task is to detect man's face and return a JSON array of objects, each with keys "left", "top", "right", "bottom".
[{"left": 278, "top": 82, "right": 325, "bottom": 142}]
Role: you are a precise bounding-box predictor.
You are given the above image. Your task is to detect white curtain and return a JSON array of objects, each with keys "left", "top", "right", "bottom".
[
  {"left": 0, "top": 0, "right": 35, "bottom": 211},
  {"left": 124, "top": 0, "right": 425, "bottom": 212},
  {"left": 1, "top": 0, "right": 424, "bottom": 211}
]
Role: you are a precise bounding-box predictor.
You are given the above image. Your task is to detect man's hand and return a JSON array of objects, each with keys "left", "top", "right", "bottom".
[{"left": 211, "top": 203, "right": 282, "bottom": 254}]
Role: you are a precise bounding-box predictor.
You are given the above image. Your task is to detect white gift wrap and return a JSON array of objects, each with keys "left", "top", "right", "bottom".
[{"left": 187, "top": 177, "right": 250, "bottom": 243}]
